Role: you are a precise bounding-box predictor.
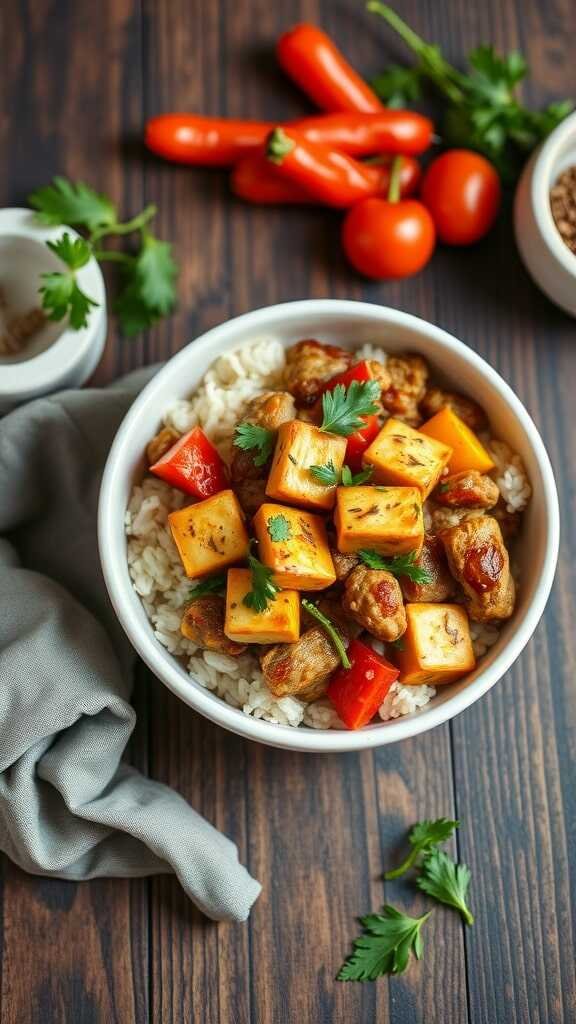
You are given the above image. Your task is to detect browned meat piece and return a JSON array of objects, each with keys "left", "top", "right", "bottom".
[
  {"left": 492, "top": 499, "right": 520, "bottom": 543},
  {"left": 419, "top": 387, "right": 488, "bottom": 432},
  {"left": 331, "top": 548, "right": 360, "bottom": 583},
  {"left": 434, "top": 470, "right": 500, "bottom": 510},
  {"left": 400, "top": 534, "right": 455, "bottom": 603},
  {"left": 284, "top": 339, "right": 351, "bottom": 407},
  {"left": 181, "top": 596, "right": 246, "bottom": 656},
  {"left": 440, "top": 516, "right": 515, "bottom": 622},
  {"left": 231, "top": 390, "right": 296, "bottom": 483},
  {"left": 146, "top": 426, "right": 180, "bottom": 466},
  {"left": 366, "top": 359, "right": 392, "bottom": 393},
  {"left": 428, "top": 505, "right": 485, "bottom": 535},
  {"left": 260, "top": 627, "right": 342, "bottom": 700},
  {"left": 235, "top": 477, "right": 268, "bottom": 516},
  {"left": 381, "top": 353, "right": 429, "bottom": 426},
  {"left": 342, "top": 565, "right": 407, "bottom": 642}
]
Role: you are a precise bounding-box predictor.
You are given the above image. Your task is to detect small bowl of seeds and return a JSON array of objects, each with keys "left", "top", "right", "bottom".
[{"left": 514, "top": 109, "right": 576, "bottom": 317}]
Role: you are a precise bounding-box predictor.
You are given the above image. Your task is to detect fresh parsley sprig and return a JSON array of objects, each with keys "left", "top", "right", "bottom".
[
  {"left": 359, "top": 549, "right": 433, "bottom": 585},
  {"left": 417, "top": 849, "right": 474, "bottom": 926},
  {"left": 368, "top": 2, "right": 573, "bottom": 181},
  {"left": 384, "top": 817, "right": 459, "bottom": 880},
  {"left": 301, "top": 598, "right": 350, "bottom": 669},
  {"left": 338, "top": 905, "right": 431, "bottom": 981},
  {"left": 188, "top": 574, "right": 227, "bottom": 601},
  {"left": 29, "top": 177, "right": 178, "bottom": 334},
  {"left": 309, "top": 461, "right": 373, "bottom": 486},
  {"left": 320, "top": 380, "right": 381, "bottom": 437},
  {"left": 233, "top": 423, "right": 276, "bottom": 467},
  {"left": 243, "top": 541, "right": 280, "bottom": 613}
]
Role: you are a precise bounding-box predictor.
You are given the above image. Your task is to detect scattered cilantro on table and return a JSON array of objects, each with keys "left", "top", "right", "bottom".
[
  {"left": 29, "top": 177, "right": 178, "bottom": 334},
  {"left": 417, "top": 848, "right": 474, "bottom": 925}
]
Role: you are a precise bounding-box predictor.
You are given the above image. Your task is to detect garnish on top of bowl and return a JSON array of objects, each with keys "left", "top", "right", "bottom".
[{"left": 125, "top": 336, "right": 531, "bottom": 732}]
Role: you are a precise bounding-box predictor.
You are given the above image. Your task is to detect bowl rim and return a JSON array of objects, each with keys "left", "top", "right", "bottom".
[
  {"left": 530, "top": 110, "right": 576, "bottom": 279},
  {"left": 98, "top": 299, "right": 559, "bottom": 752}
]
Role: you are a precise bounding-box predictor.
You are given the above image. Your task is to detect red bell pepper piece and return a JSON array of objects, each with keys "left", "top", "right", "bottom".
[
  {"left": 321, "top": 360, "right": 382, "bottom": 471},
  {"left": 327, "top": 639, "right": 399, "bottom": 730},
  {"left": 149, "top": 426, "right": 228, "bottom": 499}
]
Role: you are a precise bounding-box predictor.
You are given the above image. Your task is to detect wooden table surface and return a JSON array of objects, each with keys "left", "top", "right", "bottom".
[{"left": 1, "top": 1, "right": 575, "bottom": 1021}]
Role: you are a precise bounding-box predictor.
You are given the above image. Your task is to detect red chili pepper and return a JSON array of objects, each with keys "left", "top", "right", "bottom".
[
  {"left": 320, "top": 361, "right": 382, "bottom": 470},
  {"left": 277, "top": 23, "right": 384, "bottom": 113},
  {"left": 145, "top": 112, "right": 432, "bottom": 167},
  {"left": 327, "top": 639, "right": 399, "bottom": 730},
  {"left": 232, "top": 151, "right": 420, "bottom": 206},
  {"left": 266, "top": 127, "right": 417, "bottom": 208},
  {"left": 231, "top": 154, "right": 314, "bottom": 205},
  {"left": 149, "top": 427, "right": 228, "bottom": 499}
]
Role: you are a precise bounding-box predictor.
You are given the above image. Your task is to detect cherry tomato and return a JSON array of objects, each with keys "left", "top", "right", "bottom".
[
  {"left": 342, "top": 196, "right": 436, "bottom": 280},
  {"left": 420, "top": 149, "right": 501, "bottom": 246}
]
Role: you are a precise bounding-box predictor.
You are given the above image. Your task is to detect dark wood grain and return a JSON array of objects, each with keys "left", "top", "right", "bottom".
[{"left": 1, "top": 0, "right": 576, "bottom": 1021}]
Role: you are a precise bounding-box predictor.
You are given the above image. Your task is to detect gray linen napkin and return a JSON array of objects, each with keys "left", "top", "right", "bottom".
[{"left": 0, "top": 369, "right": 261, "bottom": 922}]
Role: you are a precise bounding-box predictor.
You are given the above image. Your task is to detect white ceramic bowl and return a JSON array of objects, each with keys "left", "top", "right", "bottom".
[
  {"left": 514, "top": 110, "right": 576, "bottom": 317},
  {"left": 0, "top": 208, "right": 107, "bottom": 413},
  {"left": 98, "top": 300, "right": 559, "bottom": 752}
]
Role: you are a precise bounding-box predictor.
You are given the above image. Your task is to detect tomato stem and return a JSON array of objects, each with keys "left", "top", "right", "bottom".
[
  {"left": 267, "top": 127, "right": 295, "bottom": 165},
  {"left": 387, "top": 155, "right": 403, "bottom": 203}
]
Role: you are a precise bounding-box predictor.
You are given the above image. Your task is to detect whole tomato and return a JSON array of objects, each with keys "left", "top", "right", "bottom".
[
  {"left": 420, "top": 149, "right": 501, "bottom": 245},
  {"left": 342, "top": 195, "right": 436, "bottom": 280}
]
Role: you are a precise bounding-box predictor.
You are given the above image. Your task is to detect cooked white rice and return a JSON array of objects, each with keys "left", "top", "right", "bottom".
[{"left": 125, "top": 337, "right": 529, "bottom": 730}]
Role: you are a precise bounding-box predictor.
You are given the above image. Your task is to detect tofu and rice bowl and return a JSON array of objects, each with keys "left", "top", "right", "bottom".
[{"left": 126, "top": 335, "right": 531, "bottom": 731}]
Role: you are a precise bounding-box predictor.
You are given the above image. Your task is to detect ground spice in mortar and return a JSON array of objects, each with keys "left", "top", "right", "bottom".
[
  {"left": 550, "top": 166, "right": 576, "bottom": 254},
  {"left": 0, "top": 287, "right": 46, "bottom": 356}
]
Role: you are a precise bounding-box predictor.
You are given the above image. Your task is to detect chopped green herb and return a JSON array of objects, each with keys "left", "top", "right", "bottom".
[
  {"left": 310, "top": 460, "right": 340, "bottom": 486},
  {"left": 40, "top": 234, "right": 98, "bottom": 329},
  {"left": 417, "top": 849, "right": 474, "bottom": 926},
  {"left": 29, "top": 177, "right": 117, "bottom": 232},
  {"left": 338, "top": 905, "right": 431, "bottom": 981},
  {"left": 243, "top": 540, "right": 280, "bottom": 613},
  {"left": 188, "top": 574, "right": 227, "bottom": 601},
  {"left": 233, "top": 423, "right": 276, "bottom": 467},
  {"left": 320, "top": 379, "right": 381, "bottom": 437},
  {"left": 341, "top": 465, "right": 374, "bottom": 486},
  {"left": 388, "top": 636, "right": 405, "bottom": 651},
  {"left": 301, "top": 598, "right": 350, "bottom": 669},
  {"left": 267, "top": 514, "right": 292, "bottom": 542},
  {"left": 359, "top": 549, "right": 433, "bottom": 585},
  {"left": 384, "top": 817, "right": 459, "bottom": 880}
]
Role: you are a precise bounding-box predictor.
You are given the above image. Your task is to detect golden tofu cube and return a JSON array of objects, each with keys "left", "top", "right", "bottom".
[
  {"left": 224, "top": 568, "right": 300, "bottom": 644},
  {"left": 394, "top": 603, "right": 476, "bottom": 686},
  {"left": 266, "top": 420, "right": 347, "bottom": 511},
  {"left": 168, "top": 489, "right": 249, "bottom": 579},
  {"left": 334, "top": 486, "right": 424, "bottom": 556},
  {"left": 253, "top": 502, "right": 336, "bottom": 591},
  {"left": 363, "top": 418, "right": 452, "bottom": 499}
]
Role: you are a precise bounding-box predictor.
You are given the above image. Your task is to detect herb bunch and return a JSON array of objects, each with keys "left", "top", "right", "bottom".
[
  {"left": 29, "top": 177, "right": 178, "bottom": 335},
  {"left": 368, "top": 2, "right": 573, "bottom": 182},
  {"left": 338, "top": 817, "right": 474, "bottom": 982}
]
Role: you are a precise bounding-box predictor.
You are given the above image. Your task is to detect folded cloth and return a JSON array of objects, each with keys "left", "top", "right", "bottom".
[{"left": 0, "top": 369, "right": 261, "bottom": 922}]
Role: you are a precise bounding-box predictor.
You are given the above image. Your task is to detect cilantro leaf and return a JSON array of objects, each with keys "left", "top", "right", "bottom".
[
  {"left": 417, "top": 849, "right": 474, "bottom": 925},
  {"left": 371, "top": 64, "right": 422, "bottom": 107},
  {"left": 233, "top": 423, "right": 276, "bottom": 467},
  {"left": 301, "top": 598, "right": 350, "bottom": 669},
  {"left": 29, "top": 177, "right": 117, "bottom": 232},
  {"left": 188, "top": 574, "right": 227, "bottom": 601},
  {"left": 243, "top": 541, "right": 280, "bottom": 613},
  {"left": 40, "top": 232, "right": 98, "bottom": 329},
  {"left": 338, "top": 905, "right": 431, "bottom": 981},
  {"left": 310, "top": 460, "right": 340, "bottom": 486},
  {"left": 384, "top": 817, "right": 459, "bottom": 880},
  {"left": 134, "top": 234, "right": 178, "bottom": 315},
  {"left": 358, "top": 549, "right": 433, "bottom": 585},
  {"left": 266, "top": 514, "right": 292, "bottom": 542},
  {"left": 341, "top": 465, "right": 373, "bottom": 486},
  {"left": 320, "top": 379, "right": 381, "bottom": 437},
  {"left": 46, "top": 234, "right": 92, "bottom": 270}
]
